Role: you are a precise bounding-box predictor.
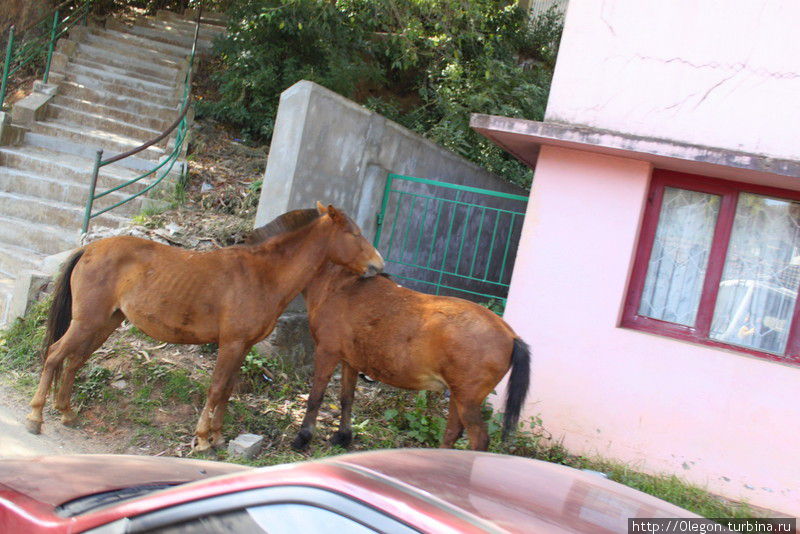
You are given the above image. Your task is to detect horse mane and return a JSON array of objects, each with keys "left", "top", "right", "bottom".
[{"left": 246, "top": 208, "right": 321, "bottom": 245}]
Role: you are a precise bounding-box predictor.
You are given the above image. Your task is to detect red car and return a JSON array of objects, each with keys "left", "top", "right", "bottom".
[{"left": 0, "top": 448, "right": 697, "bottom": 533}]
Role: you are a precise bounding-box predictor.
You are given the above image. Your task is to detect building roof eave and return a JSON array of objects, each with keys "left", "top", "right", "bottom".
[{"left": 470, "top": 114, "right": 800, "bottom": 186}]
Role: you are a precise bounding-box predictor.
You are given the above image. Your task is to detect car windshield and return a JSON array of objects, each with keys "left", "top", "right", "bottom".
[{"left": 56, "top": 484, "right": 179, "bottom": 517}]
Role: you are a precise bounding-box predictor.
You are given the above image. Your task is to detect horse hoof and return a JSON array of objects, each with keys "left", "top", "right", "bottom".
[
  {"left": 210, "top": 434, "right": 226, "bottom": 449},
  {"left": 193, "top": 437, "right": 212, "bottom": 452},
  {"left": 291, "top": 429, "right": 312, "bottom": 451},
  {"left": 330, "top": 430, "right": 352, "bottom": 448},
  {"left": 26, "top": 419, "right": 42, "bottom": 435},
  {"left": 61, "top": 413, "right": 79, "bottom": 427}
]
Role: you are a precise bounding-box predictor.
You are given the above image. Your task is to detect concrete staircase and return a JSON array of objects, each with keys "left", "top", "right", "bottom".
[{"left": 0, "top": 10, "right": 225, "bottom": 326}]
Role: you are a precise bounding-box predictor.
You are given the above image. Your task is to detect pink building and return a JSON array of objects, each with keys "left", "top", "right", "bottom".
[{"left": 473, "top": 0, "right": 800, "bottom": 515}]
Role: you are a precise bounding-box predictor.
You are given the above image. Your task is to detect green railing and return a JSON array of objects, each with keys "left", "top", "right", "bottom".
[
  {"left": 81, "top": 10, "right": 201, "bottom": 234},
  {"left": 0, "top": 0, "right": 92, "bottom": 110},
  {"left": 373, "top": 173, "right": 528, "bottom": 313}
]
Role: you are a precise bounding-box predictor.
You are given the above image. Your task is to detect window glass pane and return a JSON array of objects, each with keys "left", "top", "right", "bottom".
[
  {"left": 710, "top": 193, "right": 800, "bottom": 354},
  {"left": 147, "top": 504, "right": 378, "bottom": 534},
  {"left": 639, "top": 187, "right": 720, "bottom": 326}
]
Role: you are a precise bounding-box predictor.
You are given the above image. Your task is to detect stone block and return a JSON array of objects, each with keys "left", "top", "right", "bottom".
[
  {"left": 254, "top": 311, "right": 315, "bottom": 369},
  {"left": 227, "top": 433, "right": 264, "bottom": 459},
  {"left": 9, "top": 270, "right": 51, "bottom": 322},
  {"left": 12, "top": 92, "right": 54, "bottom": 126}
]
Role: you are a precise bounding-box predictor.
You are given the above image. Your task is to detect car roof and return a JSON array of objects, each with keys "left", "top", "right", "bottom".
[
  {"left": 1, "top": 450, "right": 698, "bottom": 533},
  {"left": 327, "top": 449, "right": 699, "bottom": 533}
]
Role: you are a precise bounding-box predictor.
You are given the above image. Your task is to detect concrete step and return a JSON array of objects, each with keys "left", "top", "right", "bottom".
[
  {"left": 0, "top": 273, "right": 13, "bottom": 327},
  {"left": 29, "top": 120, "right": 165, "bottom": 161},
  {"left": 58, "top": 80, "right": 179, "bottom": 120},
  {"left": 67, "top": 62, "right": 175, "bottom": 98},
  {"left": 71, "top": 53, "right": 177, "bottom": 88},
  {"left": 74, "top": 40, "right": 180, "bottom": 81},
  {"left": 118, "top": 21, "right": 214, "bottom": 52},
  {"left": 139, "top": 17, "right": 224, "bottom": 43},
  {"left": 63, "top": 71, "right": 178, "bottom": 108},
  {"left": 0, "top": 191, "right": 127, "bottom": 231},
  {"left": 0, "top": 145, "right": 151, "bottom": 193},
  {"left": 0, "top": 215, "right": 78, "bottom": 256},
  {"left": 47, "top": 102, "right": 162, "bottom": 144},
  {"left": 50, "top": 94, "right": 171, "bottom": 132},
  {"left": 84, "top": 30, "right": 186, "bottom": 68},
  {"left": 0, "top": 243, "right": 43, "bottom": 280},
  {"left": 101, "top": 23, "right": 193, "bottom": 59},
  {"left": 22, "top": 132, "right": 165, "bottom": 174},
  {"left": 0, "top": 167, "right": 145, "bottom": 217}
]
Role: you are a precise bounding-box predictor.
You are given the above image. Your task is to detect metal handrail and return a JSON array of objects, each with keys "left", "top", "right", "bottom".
[
  {"left": 0, "top": 0, "right": 91, "bottom": 109},
  {"left": 81, "top": 8, "right": 202, "bottom": 234}
]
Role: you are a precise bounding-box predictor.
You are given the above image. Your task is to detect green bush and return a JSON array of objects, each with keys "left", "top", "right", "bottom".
[{"left": 200, "top": 0, "right": 562, "bottom": 188}]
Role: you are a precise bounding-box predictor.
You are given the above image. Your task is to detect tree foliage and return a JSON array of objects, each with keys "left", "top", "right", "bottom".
[{"left": 200, "top": 0, "right": 562, "bottom": 188}]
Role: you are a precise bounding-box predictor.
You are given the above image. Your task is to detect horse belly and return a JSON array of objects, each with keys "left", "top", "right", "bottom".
[{"left": 122, "top": 302, "right": 218, "bottom": 344}]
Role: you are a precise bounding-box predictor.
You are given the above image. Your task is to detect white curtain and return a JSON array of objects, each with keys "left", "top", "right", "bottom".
[
  {"left": 710, "top": 194, "right": 800, "bottom": 354},
  {"left": 639, "top": 187, "right": 720, "bottom": 326}
]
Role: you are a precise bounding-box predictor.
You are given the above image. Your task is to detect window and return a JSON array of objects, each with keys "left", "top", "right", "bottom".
[
  {"left": 623, "top": 170, "right": 800, "bottom": 364},
  {"left": 149, "top": 503, "right": 378, "bottom": 534}
]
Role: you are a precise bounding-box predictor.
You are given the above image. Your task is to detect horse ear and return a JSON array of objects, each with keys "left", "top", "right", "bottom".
[
  {"left": 327, "top": 205, "right": 344, "bottom": 224},
  {"left": 316, "top": 201, "right": 327, "bottom": 215}
]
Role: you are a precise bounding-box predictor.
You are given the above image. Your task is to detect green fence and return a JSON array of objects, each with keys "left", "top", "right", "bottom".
[
  {"left": 1, "top": 0, "right": 92, "bottom": 110},
  {"left": 373, "top": 173, "right": 528, "bottom": 313}
]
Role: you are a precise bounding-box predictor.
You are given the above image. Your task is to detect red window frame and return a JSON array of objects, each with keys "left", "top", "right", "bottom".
[{"left": 622, "top": 169, "right": 800, "bottom": 365}]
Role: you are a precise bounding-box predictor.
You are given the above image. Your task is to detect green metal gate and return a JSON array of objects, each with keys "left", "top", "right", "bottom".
[{"left": 373, "top": 173, "right": 528, "bottom": 313}]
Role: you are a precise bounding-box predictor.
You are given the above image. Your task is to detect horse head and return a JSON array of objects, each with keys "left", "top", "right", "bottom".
[{"left": 316, "top": 202, "right": 384, "bottom": 278}]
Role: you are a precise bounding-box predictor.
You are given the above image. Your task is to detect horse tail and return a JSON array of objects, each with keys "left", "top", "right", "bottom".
[
  {"left": 502, "top": 337, "right": 531, "bottom": 441},
  {"left": 41, "top": 249, "right": 84, "bottom": 395}
]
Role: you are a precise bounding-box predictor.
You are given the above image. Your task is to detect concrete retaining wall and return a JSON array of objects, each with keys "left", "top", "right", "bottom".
[{"left": 255, "top": 80, "right": 527, "bottom": 300}]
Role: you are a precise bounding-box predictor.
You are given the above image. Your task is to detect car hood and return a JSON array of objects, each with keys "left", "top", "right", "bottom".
[{"left": 0, "top": 454, "right": 250, "bottom": 508}]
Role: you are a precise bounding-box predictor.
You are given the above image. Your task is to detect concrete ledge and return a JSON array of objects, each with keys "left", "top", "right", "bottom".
[
  {"left": 471, "top": 114, "right": 800, "bottom": 184},
  {"left": 11, "top": 81, "right": 59, "bottom": 127}
]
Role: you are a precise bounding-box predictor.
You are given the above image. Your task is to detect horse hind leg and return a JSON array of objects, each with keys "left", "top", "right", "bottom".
[
  {"left": 53, "top": 312, "right": 124, "bottom": 427},
  {"left": 440, "top": 395, "right": 465, "bottom": 448},
  {"left": 452, "top": 392, "right": 490, "bottom": 451},
  {"left": 330, "top": 362, "right": 357, "bottom": 448},
  {"left": 27, "top": 316, "right": 119, "bottom": 433}
]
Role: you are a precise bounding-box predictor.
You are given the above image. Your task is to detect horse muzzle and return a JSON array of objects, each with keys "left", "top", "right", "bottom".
[{"left": 361, "top": 254, "right": 384, "bottom": 278}]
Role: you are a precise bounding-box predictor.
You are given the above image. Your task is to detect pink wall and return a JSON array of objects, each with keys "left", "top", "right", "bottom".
[
  {"left": 547, "top": 0, "right": 800, "bottom": 162},
  {"left": 500, "top": 145, "right": 800, "bottom": 515}
]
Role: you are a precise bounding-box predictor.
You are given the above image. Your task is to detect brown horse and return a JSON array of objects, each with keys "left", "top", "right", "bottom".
[
  {"left": 27, "top": 204, "right": 384, "bottom": 451},
  {"left": 290, "top": 261, "right": 530, "bottom": 451}
]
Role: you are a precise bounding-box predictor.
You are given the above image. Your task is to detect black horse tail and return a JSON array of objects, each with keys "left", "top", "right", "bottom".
[
  {"left": 41, "top": 249, "right": 84, "bottom": 396},
  {"left": 502, "top": 337, "right": 531, "bottom": 440}
]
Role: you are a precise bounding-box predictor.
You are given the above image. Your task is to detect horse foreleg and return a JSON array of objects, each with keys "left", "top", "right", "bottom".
[
  {"left": 291, "top": 350, "right": 339, "bottom": 451},
  {"left": 208, "top": 344, "right": 253, "bottom": 448},
  {"left": 440, "top": 394, "right": 465, "bottom": 448},
  {"left": 330, "top": 361, "right": 357, "bottom": 448},
  {"left": 194, "top": 341, "right": 248, "bottom": 452}
]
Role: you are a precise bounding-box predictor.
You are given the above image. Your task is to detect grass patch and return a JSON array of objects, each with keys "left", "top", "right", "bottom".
[
  {"left": 0, "top": 303, "right": 766, "bottom": 518},
  {"left": 0, "top": 298, "right": 49, "bottom": 372}
]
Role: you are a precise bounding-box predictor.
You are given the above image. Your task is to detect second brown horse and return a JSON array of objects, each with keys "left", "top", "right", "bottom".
[
  {"left": 27, "top": 204, "right": 383, "bottom": 451},
  {"left": 290, "top": 261, "right": 531, "bottom": 451}
]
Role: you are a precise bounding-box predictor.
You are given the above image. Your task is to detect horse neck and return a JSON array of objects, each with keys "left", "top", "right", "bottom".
[
  {"left": 251, "top": 219, "right": 335, "bottom": 301},
  {"left": 302, "top": 262, "right": 349, "bottom": 310}
]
